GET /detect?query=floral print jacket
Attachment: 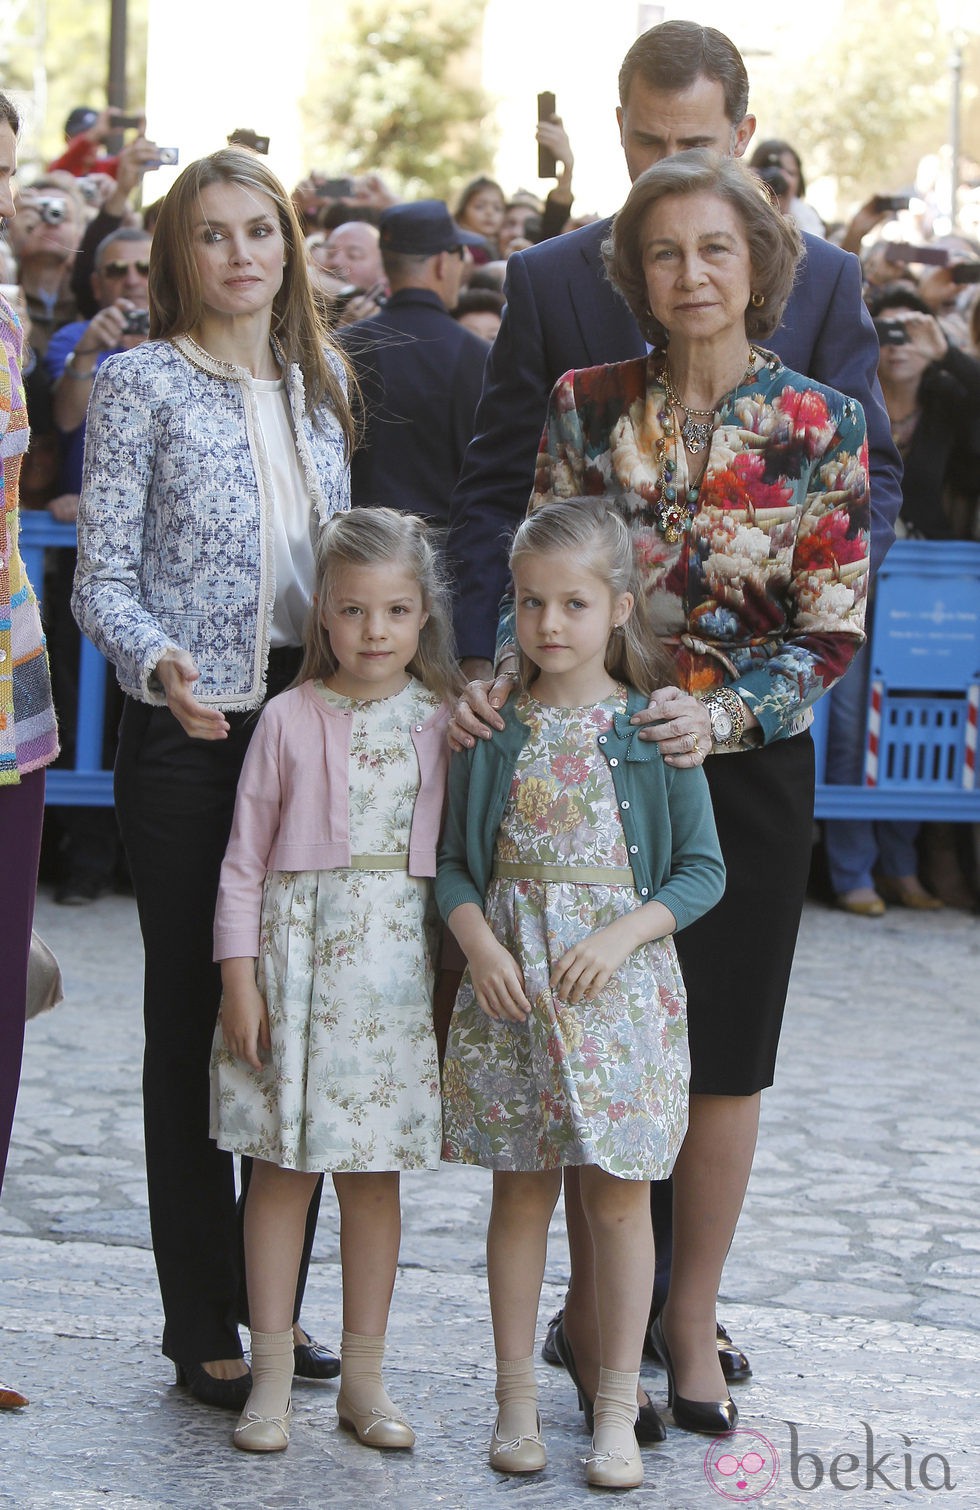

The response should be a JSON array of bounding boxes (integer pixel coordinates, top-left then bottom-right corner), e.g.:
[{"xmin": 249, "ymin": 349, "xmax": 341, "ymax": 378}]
[{"xmin": 528, "ymin": 353, "xmax": 870, "ymax": 745}]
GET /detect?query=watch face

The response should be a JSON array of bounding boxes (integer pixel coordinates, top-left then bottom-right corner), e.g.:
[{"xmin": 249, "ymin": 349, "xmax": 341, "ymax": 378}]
[{"xmin": 712, "ymin": 706, "xmax": 734, "ymax": 742}]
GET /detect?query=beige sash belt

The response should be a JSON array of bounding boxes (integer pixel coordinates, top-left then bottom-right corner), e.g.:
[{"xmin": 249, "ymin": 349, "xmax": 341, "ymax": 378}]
[
  {"xmin": 491, "ymin": 860, "xmax": 634, "ymax": 885},
  {"xmin": 348, "ymin": 854, "xmax": 410, "ymax": 870}
]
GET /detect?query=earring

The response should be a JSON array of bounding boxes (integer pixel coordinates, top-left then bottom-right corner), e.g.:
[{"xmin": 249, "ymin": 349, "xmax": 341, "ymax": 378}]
[{"xmin": 751, "ymin": 291, "xmax": 765, "ymax": 308}]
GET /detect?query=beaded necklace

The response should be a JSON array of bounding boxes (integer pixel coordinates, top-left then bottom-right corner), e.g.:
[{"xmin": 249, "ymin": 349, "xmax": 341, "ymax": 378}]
[{"xmin": 652, "ymin": 348, "xmax": 759, "ymax": 544}]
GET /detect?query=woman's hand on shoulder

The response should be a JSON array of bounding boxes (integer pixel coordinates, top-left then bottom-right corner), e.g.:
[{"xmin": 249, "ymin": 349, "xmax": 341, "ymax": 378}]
[
  {"xmin": 154, "ymin": 649, "xmax": 231, "ymax": 741},
  {"xmin": 447, "ymin": 666, "xmax": 517, "ymax": 752},
  {"xmin": 630, "ymin": 685, "xmax": 711, "ymax": 767}
]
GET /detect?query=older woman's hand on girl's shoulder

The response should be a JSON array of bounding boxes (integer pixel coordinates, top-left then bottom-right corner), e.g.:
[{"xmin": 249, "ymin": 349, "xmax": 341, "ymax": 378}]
[
  {"xmin": 218, "ymin": 966, "xmax": 271, "ymax": 1072},
  {"xmin": 447, "ymin": 671, "xmax": 516, "ymax": 751},
  {"xmin": 154, "ymin": 649, "xmax": 231, "ymax": 741},
  {"xmin": 631, "ymin": 685, "xmax": 712, "ymax": 767}
]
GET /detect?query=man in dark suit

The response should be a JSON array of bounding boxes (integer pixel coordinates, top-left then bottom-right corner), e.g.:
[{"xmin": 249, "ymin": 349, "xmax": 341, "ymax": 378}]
[
  {"xmin": 446, "ymin": 21, "xmax": 901, "ymax": 677},
  {"xmin": 340, "ymin": 200, "xmax": 490, "ymax": 528},
  {"xmin": 444, "ymin": 19, "xmax": 902, "ymax": 1409}
]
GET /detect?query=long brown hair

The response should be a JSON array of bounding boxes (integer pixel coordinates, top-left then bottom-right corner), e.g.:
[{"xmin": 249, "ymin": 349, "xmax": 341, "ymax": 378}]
[
  {"xmin": 295, "ymin": 508, "xmax": 462, "ymax": 703},
  {"xmin": 148, "ymin": 148, "xmax": 355, "ymax": 453},
  {"xmin": 510, "ymin": 498, "xmax": 677, "ymax": 697}
]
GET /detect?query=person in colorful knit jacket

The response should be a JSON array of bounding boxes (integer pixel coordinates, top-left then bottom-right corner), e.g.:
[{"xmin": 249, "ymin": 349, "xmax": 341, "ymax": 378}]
[{"xmin": 0, "ymin": 90, "xmax": 60, "ymax": 1412}]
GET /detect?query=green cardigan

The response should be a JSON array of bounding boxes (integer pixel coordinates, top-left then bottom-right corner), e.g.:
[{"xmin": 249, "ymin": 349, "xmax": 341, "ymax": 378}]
[{"xmin": 435, "ymin": 686, "xmax": 725, "ymax": 934}]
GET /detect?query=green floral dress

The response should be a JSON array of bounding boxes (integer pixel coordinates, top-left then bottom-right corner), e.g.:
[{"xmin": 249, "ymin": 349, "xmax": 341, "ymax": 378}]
[
  {"xmin": 441, "ymin": 691, "xmax": 689, "ymax": 1181},
  {"xmin": 210, "ymin": 679, "xmax": 443, "ymax": 1173}
]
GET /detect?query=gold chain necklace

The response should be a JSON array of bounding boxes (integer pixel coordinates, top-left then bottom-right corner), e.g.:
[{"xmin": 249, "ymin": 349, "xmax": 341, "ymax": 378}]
[
  {"xmin": 653, "ymin": 348, "xmax": 760, "ymax": 544},
  {"xmin": 662, "ymin": 348, "xmax": 759, "ymax": 454}
]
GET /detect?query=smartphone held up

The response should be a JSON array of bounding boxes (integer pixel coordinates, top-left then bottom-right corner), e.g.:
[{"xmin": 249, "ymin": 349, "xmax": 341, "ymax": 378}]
[{"xmin": 537, "ymin": 91, "xmax": 557, "ymax": 178}]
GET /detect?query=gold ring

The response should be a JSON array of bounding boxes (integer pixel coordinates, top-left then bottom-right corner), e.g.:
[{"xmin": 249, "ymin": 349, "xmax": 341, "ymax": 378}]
[{"xmin": 691, "ymin": 734, "xmax": 701, "ymax": 756}]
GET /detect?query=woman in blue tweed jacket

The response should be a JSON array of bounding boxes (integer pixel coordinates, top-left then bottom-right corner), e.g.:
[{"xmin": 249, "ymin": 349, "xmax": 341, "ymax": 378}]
[
  {"xmin": 1, "ymin": 90, "xmax": 60, "ymax": 1414},
  {"xmin": 73, "ymin": 149, "xmax": 355, "ymax": 1410}
]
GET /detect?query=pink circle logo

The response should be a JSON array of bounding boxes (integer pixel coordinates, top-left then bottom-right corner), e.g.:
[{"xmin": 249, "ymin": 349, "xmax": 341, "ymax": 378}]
[{"xmin": 704, "ymin": 1430, "xmax": 780, "ymax": 1501}]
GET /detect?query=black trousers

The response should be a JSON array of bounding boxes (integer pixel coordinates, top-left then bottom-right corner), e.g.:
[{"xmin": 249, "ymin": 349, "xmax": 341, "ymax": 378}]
[{"xmin": 114, "ymin": 652, "xmax": 322, "ymax": 1363}]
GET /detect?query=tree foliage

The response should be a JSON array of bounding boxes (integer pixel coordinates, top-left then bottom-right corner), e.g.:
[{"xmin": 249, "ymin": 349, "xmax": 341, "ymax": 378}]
[
  {"xmin": 1, "ymin": 0, "xmax": 148, "ymax": 175},
  {"xmin": 308, "ymin": 0, "xmax": 496, "ymax": 202},
  {"xmin": 751, "ymin": 0, "xmax": 979, "ymax": 210}
]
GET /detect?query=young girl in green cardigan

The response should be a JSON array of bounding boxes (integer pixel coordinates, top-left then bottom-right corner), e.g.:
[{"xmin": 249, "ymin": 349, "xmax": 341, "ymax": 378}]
[{"xmin": 436, "ymin": 499, "xmax": 725, "ymax": 1491}]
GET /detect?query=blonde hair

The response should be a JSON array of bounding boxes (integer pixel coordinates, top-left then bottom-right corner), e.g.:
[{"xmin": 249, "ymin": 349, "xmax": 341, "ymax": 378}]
[
  {"xmin": 148, "ymin": 148, "xmax": 356, "ymax": 454},
  {"xmin": 295, "ymin": 508, "xmax": 462, "ymax": 703},
  {"xmin": 509, "ymin": 498, "xmax": 677, "ymax": 696}
]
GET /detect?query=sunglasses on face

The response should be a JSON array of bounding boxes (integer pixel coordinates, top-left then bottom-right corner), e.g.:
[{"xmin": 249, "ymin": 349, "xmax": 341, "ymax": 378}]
[{"xmin": 101, "ymin": 259, "xmax": 151, "ymax": 278}]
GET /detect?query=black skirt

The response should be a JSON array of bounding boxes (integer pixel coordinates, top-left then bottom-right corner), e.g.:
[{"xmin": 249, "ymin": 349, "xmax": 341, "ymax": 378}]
[{"xmin": 676, "ymin": 731, "xmax": 814, "ymax": 1096}]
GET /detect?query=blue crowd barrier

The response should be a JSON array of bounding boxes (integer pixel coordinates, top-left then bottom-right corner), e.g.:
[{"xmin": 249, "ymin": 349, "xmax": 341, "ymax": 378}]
[
  {"xmin": 813, "ymin": 539, "xmax": 980, "ymax": 820},
  {"xmin": 18, "ymin": 519, "xmax": 980, "ymax": 821},
  {"xmin": 18, "ymin": 512, "xmax": 114, "ymax": 807}
]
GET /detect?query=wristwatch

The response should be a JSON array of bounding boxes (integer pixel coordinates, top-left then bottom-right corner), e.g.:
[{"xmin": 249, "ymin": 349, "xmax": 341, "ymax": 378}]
[
  {"xmin": 62, "ymin": 348, "xmax": 98, "ymax": 380},
  {"xmin": 701, "ymin": 687, "xmax": 746, "ymax": 750}
]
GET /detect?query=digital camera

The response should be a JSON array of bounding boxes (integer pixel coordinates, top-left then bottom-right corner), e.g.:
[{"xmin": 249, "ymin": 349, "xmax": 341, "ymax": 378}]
[{"xmin": 36, "ymin": 196, "xmax": 68, "ymax": 225}]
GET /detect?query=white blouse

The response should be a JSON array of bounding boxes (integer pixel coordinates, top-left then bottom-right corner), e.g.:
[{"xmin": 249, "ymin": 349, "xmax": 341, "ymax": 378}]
[{"xmin": 254, "ymin": 377, "xmax": 317, "ymax": 648}]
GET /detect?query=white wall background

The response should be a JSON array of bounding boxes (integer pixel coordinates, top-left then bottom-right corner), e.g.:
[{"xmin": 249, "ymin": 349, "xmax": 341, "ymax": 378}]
[{"xmin": 142, "ymin": 0, "xmax": 313, "ymax": 202}]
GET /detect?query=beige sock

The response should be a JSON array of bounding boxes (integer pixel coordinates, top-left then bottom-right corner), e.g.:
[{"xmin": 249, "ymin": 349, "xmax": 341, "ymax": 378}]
[
  {"xmin": 244, "ymin": 1328, "xmax": 293, "ymax": 1420},
  {"xmin": 340, "ymin": 1329, "xmax": 404, "ymax": 1419},
  {"xmin": 494, "ymin": 1354, "xmax": 539, "ymax": 1441},
  {"xmin": 592, "ymin": 1366, "xmax": 639, "ymax": 1457}
]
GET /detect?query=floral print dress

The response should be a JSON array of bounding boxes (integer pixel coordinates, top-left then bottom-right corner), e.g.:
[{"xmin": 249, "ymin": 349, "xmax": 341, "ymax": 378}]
[
  {"xmin": 441, "ymin": 691, "xmax": 689, "ymax": 1181},
  {"xmin": 210, "ymin": 679, "xmax": 442, "ymax": 1173}
]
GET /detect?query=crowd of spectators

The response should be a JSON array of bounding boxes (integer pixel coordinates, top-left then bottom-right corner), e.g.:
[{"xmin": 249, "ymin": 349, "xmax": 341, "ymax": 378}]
[{"xmin": 1, "ymin": 101, "xmax": 979, "ymax": 910}]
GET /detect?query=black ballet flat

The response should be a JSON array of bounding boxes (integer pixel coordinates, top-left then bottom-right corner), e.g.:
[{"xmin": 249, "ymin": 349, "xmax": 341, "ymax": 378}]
[
  {"xmin": 552, "ymin": 1314, "xmax": 666, "ymax": 1444},
  {"xmin": 648, "ymin": 1316, "xmax": 738, "ymax": 1436},
  {"xmin": 293, "ymin": 1328, "xmax": 340, "ymax": 1380},
  {"xmin": 716, "ymin": 1321, "xmax": 752, "ymax": 1383},
  {"xmin": 175, "ymin": 1360, "xmax": 252, "ymax": 1412}
]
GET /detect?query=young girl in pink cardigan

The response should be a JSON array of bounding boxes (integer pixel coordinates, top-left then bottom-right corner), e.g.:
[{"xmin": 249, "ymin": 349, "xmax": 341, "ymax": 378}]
[{"xmin": 209, "ymin": 508, "xmax": 458, "ymax": 1455}]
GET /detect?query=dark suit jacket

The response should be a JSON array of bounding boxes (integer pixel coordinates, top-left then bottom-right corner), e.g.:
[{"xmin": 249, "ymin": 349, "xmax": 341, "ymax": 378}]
[
  {"xmin": 446, "ymin": 218, "xmax": 903, "ymax": 661},
  {"xmin": 340, "ymin": 287, "xmax": 489, "ymax": 527}
]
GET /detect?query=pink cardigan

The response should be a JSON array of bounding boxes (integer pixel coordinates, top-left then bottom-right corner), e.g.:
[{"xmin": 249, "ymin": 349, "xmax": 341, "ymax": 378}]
[{"xmin": 213, "ymin": 679, "xmax": 451, "ymax": 961}]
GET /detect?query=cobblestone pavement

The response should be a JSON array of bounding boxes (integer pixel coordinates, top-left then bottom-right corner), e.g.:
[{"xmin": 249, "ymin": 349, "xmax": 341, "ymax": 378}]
[{"xmin": 1, "ymin": 890, "xmax": 978, "ymax": 1509}]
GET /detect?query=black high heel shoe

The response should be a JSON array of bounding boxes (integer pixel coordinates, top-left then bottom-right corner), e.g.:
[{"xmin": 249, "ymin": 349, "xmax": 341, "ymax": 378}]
[
  {"xmin": 175, "ymin": 1360, "xmax": 252, "ymax": 1412},
  {"xmin": 648, "ymin": 1316, "xmax": 737, "ymax": 1436},
  {"xmin": 552, "ymin": 1315, "xmax": 666, "ymax": 1444}
]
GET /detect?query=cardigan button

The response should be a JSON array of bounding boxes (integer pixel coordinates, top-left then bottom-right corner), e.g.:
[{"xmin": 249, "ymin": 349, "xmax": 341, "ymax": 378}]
[
  {"xmin": 414, "ymin": 725, "xmax": 423, "ymax": 732},
  {"xmin": 629, "ymin": 845, "xmax": 638, "ymax": 854},
  {"xmin": 640, "ymin": 888, "xmax": 649, "ymax": 896},
  {"xmin": 620, "ymin": 800, "xmax": 630, "ymax": 809},
  {"xmin": 609, "ymin": 757, "xmax": 619, "ymax": 767},
  {"xmin": 597, "ymin": 735, "xmax": 607, "ymax": 744}
]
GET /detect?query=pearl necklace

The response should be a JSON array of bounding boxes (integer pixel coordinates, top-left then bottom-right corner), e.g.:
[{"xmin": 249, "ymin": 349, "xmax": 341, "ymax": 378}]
[{"xmin": 652, "ymin": 348, "xmax": 760, "ymax": 544}]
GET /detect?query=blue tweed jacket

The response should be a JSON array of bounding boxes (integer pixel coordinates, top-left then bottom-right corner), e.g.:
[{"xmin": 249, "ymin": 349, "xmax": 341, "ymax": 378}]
[{"xmin": 73, "ymin": 335, "xmax": 350, "ymax": 710}]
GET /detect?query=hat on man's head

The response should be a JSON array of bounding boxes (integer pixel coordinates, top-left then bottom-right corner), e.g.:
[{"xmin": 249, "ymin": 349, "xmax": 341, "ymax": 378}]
[
  {"xmin": 379, "ymin": 200, "xmax": 486, "ymax": 256},
  {"xmin": 65, "ymin": 107, "xmax": 99, "ymax": 139}
]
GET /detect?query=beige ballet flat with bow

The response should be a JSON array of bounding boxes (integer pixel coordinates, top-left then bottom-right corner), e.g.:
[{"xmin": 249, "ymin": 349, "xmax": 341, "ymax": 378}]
[
  {"xmin": 489, "ymin": 1412, "xmax": 547, "ymax": 1473},
  {"xmin": 337, "ymin": 1389, "xmax": 415, "ymax": 1449},
  {"xmin": 233, "ymin": 1399, "xmax": 292, "ymax": 1453}
]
